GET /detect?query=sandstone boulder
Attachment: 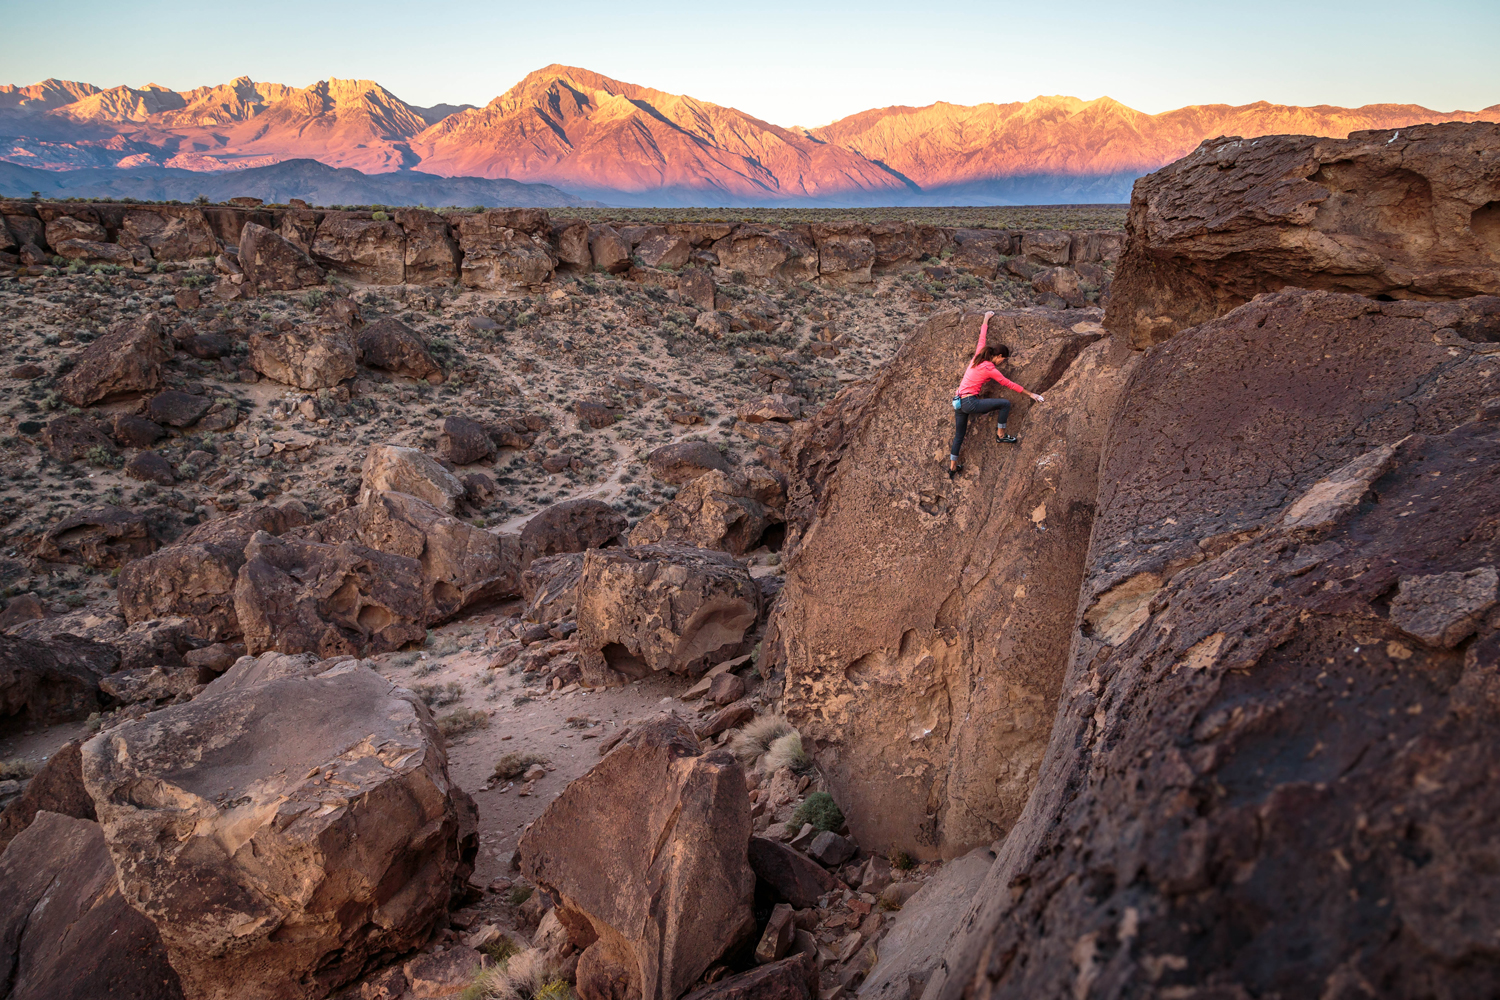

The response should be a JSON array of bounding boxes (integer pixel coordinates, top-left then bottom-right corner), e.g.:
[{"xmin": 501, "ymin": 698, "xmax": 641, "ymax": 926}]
[
  {"xmin": 575, "ymin": 545, "xmax": 761, "ymax": 687},
  {"xmin": 360, "ymin": 443, "xmax": 466, "ymax": 513},
  {"xmin": 233, "ymin": 530, "xmax": 427, "ymax": 656},
  {"xmin": 0, "ymin": 812, "xmax": 184, "ymax": 1000},
  {"xmin": 647, "ymin": 440, "xmax": 733, "ymax": 484},
  {"xmin": 437, "ymin": 415, "xmax": 495, "ymax": 465},
  {"xmin": 396, "ymin": 209, "xmax": 461, "ymax": 285},
  {"xmin": 0, "ymin": 633, "xmax": 118, "ymax": 724},
  {"xmin": 118, "ymin": 501, "xmax": 310, "ymax": 639},
  {"xmin": 357, "ymin": 317, "xmax": 444, "ymax": 382},
  {"xmin": 928, "ymin": 293, "xmax": 1500, "ymax": 1000},
  {"xmin": 456, "ymin": 210, "xmax": 556, "ymax": 289},
  {"xmin": 238, "ymin": 221, "xmax": 325, "ymax": 291},
  {"xmin": 310, "ymin": 214, "xmax": 405, "ymax": 284},
  {"xmin": 56, "ymin": 313, "xmax": 170, "ymax": 406},
  {"xmin": 520, "ymin": 497, "xmax": 628, "ymax": 567},
  {"xmin": 81, "ymin": 662, "xmax": 476, "ymax": 1000},
  {"xmin": 518, "ymin": 714, "xmax": 756, "ymax": 1000},
  {"xmin": 773, "ymin": 308, "xmax": 1120, "ymax": 858},
  {"xmin": 1106, "ymin": 121, "xmax": 1500, "ymax": 348},
  {"xmin": 628, "ymin": 468, "xmax": 785, "ymax": 556},
  {"xmin": 35, "ymin": 503, "xmax": 171, "ymax": 568},
  {"xmin": 249, "ymin": 320, "xmax": 357, "ymax": 389}
]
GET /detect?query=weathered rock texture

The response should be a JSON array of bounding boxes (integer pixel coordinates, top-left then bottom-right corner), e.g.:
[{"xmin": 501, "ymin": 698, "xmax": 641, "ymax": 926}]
[
  {"xmin": 0, "ymin": 633, "xmax": 118, "ymax": 724},
  {"xmin": 518, "ymin": 715, "xmax": 756, "ymax": 1000},
  {"xmin": 56, "ymin": 313, "xmax": 170, "ymax": 406},
  {"xmin": 0, "ymin": 811, "xmax": 184, "ymax": 1000},
  {"xmin": 0, "ymin": 739, "xmax": 94, "ymax": 852},
  {"xmin": 773, "ymin": 308, "xmax": 1123, "ymax": 858},
  {"xmin": 576, "ymin": 545, "xmax": 761, "ymax": 687},
  {"xmin": 1106, "ymin": 121, "xmax": 1500, "ymax": 348},
  {"xmin": 249, "ymin": 320, "xmax": 357, "ymax": 389},
  {"xmin": 360, "ymin": 443, "xmax": 465, "ymax": 513},
  {"xmin": 80, "ymin": 662, "xmax": 475, "ymax": 1000},
  {"xmin": 928, "ymin": 290, "xmax": 1500, "ymax": 1000},
  {"xmin": 238, "ymin": 221, "xmax": 325, "ymax": 291},
  {"xmin": 627, "ymin": 468, "xmax": 785, "ymax": 556}
]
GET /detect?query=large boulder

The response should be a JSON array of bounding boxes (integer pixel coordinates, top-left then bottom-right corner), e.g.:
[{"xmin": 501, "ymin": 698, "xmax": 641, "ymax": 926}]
[
  {"xmin": 927, "ymin": 292, "xmax": 1500, "ymax": 1000},
  {"xmin": 575, "ymin": 545, "xmax": 761, "ymax": 687},
  {"xmin": 249, "ymin": 319, "xmax": 357, "ymax": 389},
  {"xmin": 238, "ymin": 221, "xmax": 325, "ymax": 291},
  {"xmin": 518, "ymin": 715, "xmax": 757, "ymax": 1000},
  {"xmin": 590, "ymin": 224, "xmax": 632, "ymax": 273},
  {"xmin": 521, "ymin": 552, "xmax": 586, "ymax": 623},
  {"xmin": 773, "ymin": 308, "xmax": 1119, "ymax": 858},
  {"xmin": 310, "ymin": 214, "xmax": 405, "ymax": 284},
  {"xmin": 519, "ymin": 497, "xmax": 628, "ymax": 567},
  {"xmin": 647, "ymin": 440, "xmax": 733, "ymax": 484},
  {"xmin": 711, "ymin": 228, "xmax": 818, "ymax": 284},
  {"xmin": 456, "ymin": 210, "xmax": 556, "ymax": 289},
  {"xmin": 437, "ymin": 415, "xmax": 494, "ymax": 464},
  {"xmin": 81, "ymin": 661, "xmax": 476, "ymax": 1000},
  {"xmin": 812, "ymin": 222, "xmax": 876, "ymax": 285},
  {"xmin": 118, "ymin": 502, "xmax": 310, "ymax": 639},
  {"xmin": 360, "ymin": 443, "xmax": 466, "ymax": 513},
  {"xmin": 0, "ymin": 633, "xmax": 118, "ymax": 724},
  {"xmin": 551, "ymin": 217, "xmax": 592, "ymax": 270},
  {"xmin": 118, "ymin": 207, "xmax": 217, "ymax": 262},
  {"xmin": 233, "ymin": 531, "xmax": 427, "ymax": 656},
  {"xmin": 628, "ymin": 468, "xmax": 785, "ymax": 556},
  {"xmin": 56, "ymin": 313, "xmax": 171, "ymax": 406},
  {"xmin": 1105, "ymin": 121, "xmax": 1500, "ymax": 348},
  {"xmin": 396, "ymin": 208, "xmax": 460, "ymax": 285},
  {"xmin": 39, "ymin": 413, "xmax": 116, "ymax": 462},
  {"xmin": 323, "ymin": 490, "xmax": 522, "ymax": 624},
  {"xmin": 0, "ymin": 739, "xmax": 94, "ymax": 852},
  {"xmin": 35, "ymin": 503, "xmax": 172, "ymax": 568},
  {"xmin": 0, "ymin": 811, "xmax": 184, "ymax": 1000},
  {"xmin": 357, "ymin": 317, "xmax": 443, "ymax": 382}
]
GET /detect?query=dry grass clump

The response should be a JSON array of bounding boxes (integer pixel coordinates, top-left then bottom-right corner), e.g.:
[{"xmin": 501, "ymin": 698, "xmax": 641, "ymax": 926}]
[
  {"xmin": 0, "ymin": 758, "xmax": 36, "ymax": 781},
  {"xmin": 727, "ymin": 715, "xmax": 795, "ymax": 764},
  {"xmin": 493, "ymin": 751, "xmax": 550, "ymax": 781},
  {"xmin": 462, "ymin": 948, "xmax": 573, "ymax": 1000},
  {"xmin": 413, "ymin": 681, "xmax": 464, "ymax": 707},
  {"xmin": 764, "ymin": 732, "xmax": 815, "ymax": 775},
  {"xmin": 438, "ymin": 707, "xmax": 490, "ymax": 738}
]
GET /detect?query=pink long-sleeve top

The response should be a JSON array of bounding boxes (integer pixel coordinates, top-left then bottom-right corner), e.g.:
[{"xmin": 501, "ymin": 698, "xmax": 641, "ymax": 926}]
[{"xmin": 955, "ymin": 321, "xmax": 1026, "ymax": 398}]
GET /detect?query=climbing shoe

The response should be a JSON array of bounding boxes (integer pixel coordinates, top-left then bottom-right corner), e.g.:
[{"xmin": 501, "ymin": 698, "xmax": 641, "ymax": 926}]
[
  {"xmin": 947, "ymin": 462, "xmax": 964, "ymax": 479},
  {"xmin": 997, "ymin": 434, "xmax": 1019, "ymax": 445}
]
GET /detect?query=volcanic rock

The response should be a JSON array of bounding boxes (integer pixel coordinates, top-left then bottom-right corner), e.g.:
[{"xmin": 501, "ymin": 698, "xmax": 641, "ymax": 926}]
[
  {"xmin": 647, "ymin": 440, "xmax": 733, "ymax": 484},
  {"xmin": 249, "ymin": 320, "xmax": 357, "ymax": 389},
  {"xmin": 590, "ymin": 224, "xmax": 632, "ymax": 273},
  {"xmin": 112, "ymin": 411, "xmax": 165, "ymax": 447},
  {"xmin": 0, "ymin": 740, "xmax": 94, "ymax": 852},
  {"xmin": 437, "ymin": 415, "xmax": 495, "ymax": 464},
  {"xmin": 551, "ymin": 217, "xmax": 591, "ymax": 270},
  {"xmin": 35, "ymin": 503, "xmax": 170, "ymax": 568},
  {"xmin": 81, "ymin": 661, "xmax": 475, "ymax": 1000},
  {"xmin": 56, "ymin": 313, "xmax": 170, "ymax": 406},
  {"xmin": 310, "ymin": 214, "xmax": 405, "ymax": 284},
  {"xmin": 238, "ymin": 221, "xmax": 326, "ymax": 291},
  {"xmin": 0, "ymin": 632, "xmax": 118, "ymax": 724},
  {"xmin": 521, "ymin": 552, "xmax": 586, "ymax": 623},
  {"xmin": 712, "ymin": 228, "xmax": 818, "ymax": 284},
  {"xmin": 812, "ymin": 222, "xmax": 876, "ymax": 285},
  {"xmin": 518, "ymin": 714, "xmax": 756, "ymax": 1000},
  {"xmin": 575, "ymin": 544, "xmax": 760, "ymax": 687},
  {"xmin": 1106, "ymin": 121, "xmax": 1500, "ymax": 347},
  {"xmin": 635, "ymin": 232, "xmax": 690, "ymax": 270},
  {"xmin": 146, "ymin": 388, "xmax": 212, "ymax": 427},
  {"xmin": 519, "ymin": 497, "xmax": 628, "ymax": 567},
  {"xmin": 124, "ymin": 450, "xmax": 175, "ymax": 485},
  {"xmin": 357, "ymin": 316, "xmax": 444, "ymax": 382},
  {"xmin": 628, "ymin": 468, "xmax": 784, "ymax": 556},
  {"xmin": 360, "ymin": 442, "xmax": 466, "ymax": 513},
  {"xmin": 747, "ymin": 836, "xmax": 841, "ymax": 909},
  {"xmin": 118, "ymin": 207, "xmax": 217, "ymax": 261},
  {"xmin": 456, "ymin": 210, "xmax": 556, "ymax": 289},
  {"xmin": 40, "ymin": 413, "xmax": 116, "ymax": 462},
  {"xmin": 737, "ymin": 394, "xmax": 803, "ymax": 423},
  {"xmin": 396, "ymin": 208, "xmax": 461, "ymax": 285}
]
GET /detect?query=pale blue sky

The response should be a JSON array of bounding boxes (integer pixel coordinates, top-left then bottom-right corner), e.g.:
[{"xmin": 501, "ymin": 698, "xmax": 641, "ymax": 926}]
[{"xmin": 3, "ymin": 0, "xmax": 1496, "ymax": 126}]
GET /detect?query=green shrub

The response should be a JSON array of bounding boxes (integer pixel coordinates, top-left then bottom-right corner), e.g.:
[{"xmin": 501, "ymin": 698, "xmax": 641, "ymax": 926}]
[
  {"xmin": 764, "ymin": 731, "xmax": 814, "ymax": 775},
  {"xmin": 889, "ymin": 849, "xmax": 915, "ymax": 871},
  {"xmin": 792, "ymin": 791, "xmax": 843, "ymax": 832},
  {"xmin": 372, "ymin": 210, "xmax": 390, "ymax": 221}
]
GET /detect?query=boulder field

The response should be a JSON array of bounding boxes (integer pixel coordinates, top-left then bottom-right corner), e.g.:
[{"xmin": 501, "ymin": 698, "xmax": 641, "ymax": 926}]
[{"xmin": 2, "ymin": 121, "xmax": 1499, "ymax": 1000}]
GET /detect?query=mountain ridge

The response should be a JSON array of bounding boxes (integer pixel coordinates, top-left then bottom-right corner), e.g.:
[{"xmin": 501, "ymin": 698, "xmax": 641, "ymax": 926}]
[{"xmin": 2, "ymin": 66, "xmax": 1494, "ymax": 205}]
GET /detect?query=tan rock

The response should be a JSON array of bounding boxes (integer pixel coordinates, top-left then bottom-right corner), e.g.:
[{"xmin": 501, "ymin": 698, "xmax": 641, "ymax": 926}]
[
  {"xmin": 457, "ymin": 211, "xmax": 556, "ymax": 289},
  {"xmin": 628, "ymin": 469, "xmax": 784, "ymax": 556},
  {"xmin": 590, "ymin": 224, "xmax": 631, "ymax": 273},
  {"xmin": 647, "ymin": 440, "xmax": 733, "ymax": 484},
  {"xmin": 635, "ymin": 232, "xmax": 691, "ymax": 269},
  {"xmin": 711, "ymin": 228, "xmax": 818, "ymax": 284},
  {"xmin": 360, "ymin": 443, "xmax": 466, "ymax": 513},
  {"xmin": 118, "ymin": 207, "xmax": 217, "ymax": 261},
  {"xmin": 311, "ymin": 214, "xmax": 406, "ymax": 284},
  {"xmin": 738, "ymin": 394, "xmax": 803, "ymax": 423},
  {"xmin": 519, "ymin": 497, "xmax": 628, "ymax": 566},
  {"xmin": 812, "ymin": 223, "xmax": 875, "ymax": 285},
  {"xmin": 396, "ymin": 209, "xmax": 461, "ymax": 285},
  {"xmin": 56, "ymin": 313, "xmax": 171, "ymax": 406},
  {"xmin": 249, "ymin": 319, "xmax": 357, "ymax": 389},
  {"xmin": 238, "ymin": 221, "xmax": 325, "ymax": 291}
]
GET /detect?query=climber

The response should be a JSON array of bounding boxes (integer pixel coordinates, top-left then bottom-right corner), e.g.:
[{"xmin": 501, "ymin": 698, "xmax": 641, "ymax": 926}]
[{"xmin": 948, "ymin": 310, "xmax": 1045, "ymax": 477}]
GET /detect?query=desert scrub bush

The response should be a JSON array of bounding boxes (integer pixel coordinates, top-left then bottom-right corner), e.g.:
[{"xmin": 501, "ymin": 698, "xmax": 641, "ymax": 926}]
[
  {"xmin": 0, "ymin": 757, "xmax": 36, "ymax": 780},
  {"xmin": 792, "ymin": 791, "xmax": 844, "ymax": 832},
  {"xmin": 86, "ymin": 444, "xmax": 122, "ymax": 469},
  {"xmin": 463, "ymin": 950, "xmax": 573, "ymax": 1000},
  {"xmin": 302, "ymin": 290, "xmax": 326, "ymax": 309},
  {"xmin": 372, "ymin": 210, "xmax": 390, "ymax": 221},
  {"xmin": 481, "ymin": 936, "xmax": 522, "ymax": 966},
  {"xmin": 764, "ymin": 731, "xmax": 814, "ymax": 775},
  {"xmin": 889, "ymin": 848, "xmax": 915, "ymax": 871},
  {"xmin": 412, "ymin": 680, "xmax": 463, "ymax": 707},
  {"xmin": 507, "ymin": 884, "xmax": 534, "ymax": 907},
  {"xmin": 727, "ymin": 715, "xmax": 794, "ymax": 764},
  {"xmin": 493, "ymin": 751, "xmax": 549, "ymax": 781},
  {"xmin": 438, "ymin": 707, "xmax": 489, "ymax": 738}
]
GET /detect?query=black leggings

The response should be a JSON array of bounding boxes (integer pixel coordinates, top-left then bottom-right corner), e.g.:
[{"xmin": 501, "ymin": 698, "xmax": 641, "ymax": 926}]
[{"xmin": 950, "ymin": 396, "xmax": 1011, "ymax": 460}]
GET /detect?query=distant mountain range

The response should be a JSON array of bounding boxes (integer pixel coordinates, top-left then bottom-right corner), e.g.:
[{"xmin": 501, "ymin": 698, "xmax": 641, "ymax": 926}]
[{"xmin": 2, "ymin": 67, "xmax": 1494, "ymax": 206}]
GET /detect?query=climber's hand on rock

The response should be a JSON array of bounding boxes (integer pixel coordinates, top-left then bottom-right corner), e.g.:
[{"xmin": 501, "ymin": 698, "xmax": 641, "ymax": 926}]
[
  {"xmin": 1031, "ymin": 393, "xmax": 1045, "ymax": 403},
  {"xmin": 983, "ymin": 311, "xmax": 995, "ymax": 319}
]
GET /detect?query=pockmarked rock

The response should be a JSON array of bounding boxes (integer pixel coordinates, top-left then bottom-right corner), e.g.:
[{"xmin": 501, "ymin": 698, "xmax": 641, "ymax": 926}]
[
  {"xmin": 628, "ymin": 468, "xmax": 785, "ymax": 556},
  {"xmin": 238, "ymin": 221, "xmax": 326, "ymax": 291},
  {"xmin": 57, "ymin": 313, "xmax": 171, "ymax": 406},
  {"xmin": 360, "ymin": 443, "xmax": 466, "ymax": 513}
]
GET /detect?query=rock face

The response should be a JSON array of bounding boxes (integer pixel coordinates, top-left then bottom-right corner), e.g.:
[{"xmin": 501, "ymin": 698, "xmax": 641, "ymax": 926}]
[
  {"xmin": 81, "ymin": 661, "xmax": 475, "ymax": 1000},
  {"xmin": 0, "ymin": 739, "xmax": 94, "ymax": 852},
  {"xmin": 357, "ymin": 317, "xmax": 443, "ymax": 382},
  {"xmin": 772, "ymin": 308, "xmax": 1121, "ymax": 858},
  {"xmin": 238, "ymin": 221, "xmax": 326, "ymax": 291},
  {"xmin": 249, "ymin": 320, "xmax": 357, "ymax": 389},
  {"xmin": 40, "ymin": 413, "xmax": 116, "ymax": 462},
  {"xmin": 119, "ymin": 207, "xmax": 217, "ymax": 261},
  {"xmin": 575, "ymin": 545, "xmax": 761, "ymax": 687},
  {"xmin": 437, "ymin": 415, "xmax": 494, "ymax": 465},
  {"xmin": 647, "ymin": 440, "xmax": 733, "ymax": 484},
  {"xmin": 628, "ymin": 468, "xmax": 785, "ymax": 556},
  {"xmin": 310, "ymin": 214, "xmax": 405, "ymax": 284},
  {"xmin": 519, "ymin": 497, "xmax": 628, "ymax": 567},
  {"xmin": 233, "ymin": 531, "xmax": 428, "ymax": 656},
  {"xmin": 0, "ymin": 633, "xmax": 118, "ymax": 724},
  {"xmin": 36, "ymin": 503, "xmax": 171, "ymax": 568},
  {"xmin": 396, "ymin": 209, "xmax": 461, "ymax": 285},
  {"xmin": 118, "ymin": 502, "xmax": 310, "ymax": 639},
  {"xmin": 56, "ymin": 313, "xmax": 170, "ymax": 406},
  {"xmin": 361, "ymin": 443, "xmax": 466, "ymax": 513},
  {"xmin": 0, "ymin": 811, "xmax": 184, "ymax": 1000},
  {"xmin": 1105, "ymin": 121, "xmax": 1500, "ymax": 348},
  {"xmin": 456, "ymin": 210, "xmax": 556, "ymax": 289},
  {"xmin": 928, "ymin": 291, "xmax": 1500, "ymax": 1000},
  {"xmin": 518, "ymin": 715, "xmax": 756, "ymax": 1000}
]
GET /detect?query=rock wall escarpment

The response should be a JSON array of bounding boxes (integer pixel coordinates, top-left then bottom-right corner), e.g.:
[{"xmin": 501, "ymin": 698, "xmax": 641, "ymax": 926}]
[
  {"xmin": 926, "ymin": 290, "xmax": 1500, "ymax": 999},
  {"xmin": 772, "ymin": 307, "xmax": 1135, "ymax": 859},
  {"xmin": 1105, "ymin": 121, "xmax": 1500, "ymax": 348}
]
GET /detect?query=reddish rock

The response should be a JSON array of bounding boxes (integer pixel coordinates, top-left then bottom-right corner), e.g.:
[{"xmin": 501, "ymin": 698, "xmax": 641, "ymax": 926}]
[
  {"xmin": 146, "ymin": 388, "xmax": 212, "ymax": 427},
  {"xmin": 249, "ymin": 320, "xmax": 357, "ymax": 389},
  {"xmin": 576, "ymin": 400, "xmax": 618, "ymax": 429},
  {"xmin": 628, "ymin": 469, "xmax": 784, "ymax": 556},
  {"xmin": 124, "ymin": 450, "xmax": 175, "ymax": 485},
  {"xmin": 357, "ymin": 316, "xmax": 444, "ymax": 382},
  {"xmin": 590, "ymin": 224, "xmax": 632, "ymax": 273},
  {"xmin": 437, "ymin": 415, "xmax": 495, "ymax": 465},
  {"xmin": 647, "ymin": 440, "xmax": 733, "ymax": 484},
  {"xmin": 456, "ymin": 210, "xmax": 556, "ymax": 289},
  {"xmin": 238, "ymin": 221, "xmax": 325, "ymax": 291},
  {"xmin": 0, "ymin": 633, "xmax": 118, "ymax": 724},
  {"xmin": 40, "ymin": 413, "xmax": 116, "ymax": 462},
  {"xmin": 310, "ymin": 214, "xmax": 405, "ymax": 284},
  {"xmin": 396, "ymin": 208, "xmax": 461, "ymax": 285},
  {"xmin": 36, "ymin": 504, "xmax": 169, "ymax": 568},
  {"xmin": 56, "ymin": 313, "xmax": 170, "ymax": 406},
  {"xmin": 118, "ymin": 207, "xmax": 217, "ymax": 261},
  {"xmin": 747, "ymin": 836, "xmax": 841, "ymax": 909},
  {"xmin": 0, "ymin": 739, "xmax": 94, "ymax": 852},
  {"xmin": 635, "ymin": 232, "xmax": 691, "ymax": 270},
  {"xmin": 551, "ymin": 217, "xmax": 592, "ymax": 270},
  {"xmin": 812, "ymin": 222, "xmax": 876, "ymax": 285},
  {"xmin": 519, "ymin": 497, "xmax": 628, "ymax": 566}
]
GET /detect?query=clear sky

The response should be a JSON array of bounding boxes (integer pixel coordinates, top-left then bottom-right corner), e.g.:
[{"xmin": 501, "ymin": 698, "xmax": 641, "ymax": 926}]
[{"xmin": 3, "ymin": 0, "xmax": 1496, "ymax": 126}]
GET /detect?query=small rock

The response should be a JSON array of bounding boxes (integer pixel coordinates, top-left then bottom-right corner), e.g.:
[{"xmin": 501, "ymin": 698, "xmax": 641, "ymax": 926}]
[
  {"xmin": 1389, "ymin": 566, "xmax": 1498, "ymax": 648},
  {"xmin": 708, "ymin": 672, "xmax": 746, "ymax": 706},
  {"xmin": 787, "ymin": 823, "xmax": 817, "ymax": 850},
  {"xmin": 696, "ymin": 701, "xmax": 755, "ymax": 739},
  {"xmin": 878, "ymin": 881, "xmax": 921, "ymax": 909},
  {"xmin": 403, "ymin": 946, "xmax": 483, "ymax": 999},
  {"xmin": 523, "ymin": 764, "xmax": 547, "ymax": 781},
  {"xmin": 112, "ymin": 412, "xmax": 164, "ymax": 448},
  {"xmin": 755, "ymin": 903, "xmax": 796, "ymax": 964},
  {"xmin": 124, "ymin": 451, "xmax": 175, "ymax": 485},
  {"xmin": 147, "ymin": 389, "xmax": 212, "ymax": 427},
  {"xmin": 808, "ymin": 831, "xmax": 856, "ymax": 867}
]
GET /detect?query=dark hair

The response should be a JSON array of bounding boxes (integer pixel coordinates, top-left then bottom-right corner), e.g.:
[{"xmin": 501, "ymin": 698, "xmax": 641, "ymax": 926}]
[{"xmin": 975, "ymin": 342, "xmax": 1012, "ymax": 365}]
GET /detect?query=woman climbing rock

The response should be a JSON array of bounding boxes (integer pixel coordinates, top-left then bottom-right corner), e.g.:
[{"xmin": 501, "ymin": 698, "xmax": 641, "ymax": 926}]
[{"xmin": 948, "ymin": 310, "xmax": 1045, "ymax": 477}]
